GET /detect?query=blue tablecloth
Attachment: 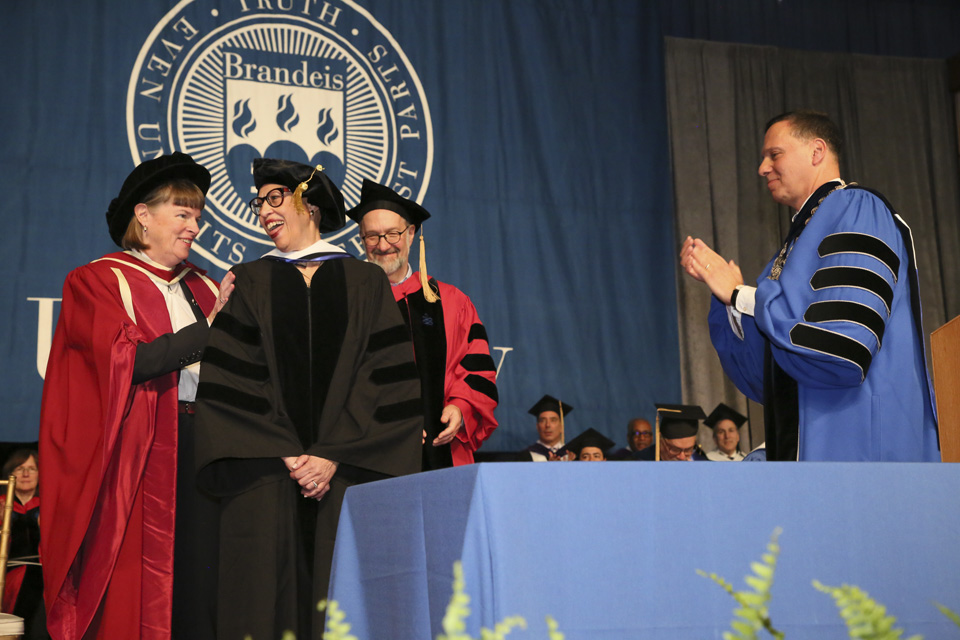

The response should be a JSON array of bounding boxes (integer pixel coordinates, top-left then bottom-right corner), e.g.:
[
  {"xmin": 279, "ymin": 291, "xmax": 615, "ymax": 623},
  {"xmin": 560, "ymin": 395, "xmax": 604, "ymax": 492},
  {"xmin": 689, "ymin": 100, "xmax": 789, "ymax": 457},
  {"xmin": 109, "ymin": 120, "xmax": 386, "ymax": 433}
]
[{"xmin": 328, "ymin": 462, "xmax": 960, "ymax": 639}]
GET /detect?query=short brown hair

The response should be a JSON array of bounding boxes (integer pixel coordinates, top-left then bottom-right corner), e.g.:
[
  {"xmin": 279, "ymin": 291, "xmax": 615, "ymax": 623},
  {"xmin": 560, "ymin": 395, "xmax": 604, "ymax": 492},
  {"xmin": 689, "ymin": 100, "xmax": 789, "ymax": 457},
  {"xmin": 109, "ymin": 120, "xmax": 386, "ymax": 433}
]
[
  {"xmin": 121, "ymin": 179, "xmax": 205, "ymax": 251},
  {"xmin": 765, "ymin": 110, "xmax": 843, "ymax": 158},
  {"xmin": 3, "ymin": 448, "xmax": 38, "ymax": 479}
]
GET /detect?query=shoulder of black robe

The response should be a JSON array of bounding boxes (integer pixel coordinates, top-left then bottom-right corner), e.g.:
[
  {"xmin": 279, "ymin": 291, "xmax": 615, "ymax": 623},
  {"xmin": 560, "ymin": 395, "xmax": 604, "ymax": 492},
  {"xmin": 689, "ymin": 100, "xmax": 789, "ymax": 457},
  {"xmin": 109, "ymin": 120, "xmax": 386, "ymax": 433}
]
[{"xmin": 634, "ymin": 445, "xmax": 655, "ymax": 461}]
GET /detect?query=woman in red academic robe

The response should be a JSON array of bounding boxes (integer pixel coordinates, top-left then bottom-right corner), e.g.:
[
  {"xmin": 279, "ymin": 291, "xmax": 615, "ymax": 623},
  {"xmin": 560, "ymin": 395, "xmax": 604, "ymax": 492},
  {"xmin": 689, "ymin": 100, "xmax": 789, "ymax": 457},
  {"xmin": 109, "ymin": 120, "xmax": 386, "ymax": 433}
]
[
  {"xmin": 0, "ymin": 449, "xmax": 45, "ymax": 638},
  {"xmin": 38, "ymin": 153, "xmax": 235, "ymax": 640}
]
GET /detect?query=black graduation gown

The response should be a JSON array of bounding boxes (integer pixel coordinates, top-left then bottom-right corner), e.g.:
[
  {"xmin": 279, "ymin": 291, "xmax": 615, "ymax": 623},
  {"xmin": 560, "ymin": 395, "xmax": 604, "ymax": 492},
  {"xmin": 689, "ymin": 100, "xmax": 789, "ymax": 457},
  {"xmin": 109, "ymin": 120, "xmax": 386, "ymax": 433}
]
[{"xmin": 195, "ymin": 256, "xmax": 422, "ymax": 640}]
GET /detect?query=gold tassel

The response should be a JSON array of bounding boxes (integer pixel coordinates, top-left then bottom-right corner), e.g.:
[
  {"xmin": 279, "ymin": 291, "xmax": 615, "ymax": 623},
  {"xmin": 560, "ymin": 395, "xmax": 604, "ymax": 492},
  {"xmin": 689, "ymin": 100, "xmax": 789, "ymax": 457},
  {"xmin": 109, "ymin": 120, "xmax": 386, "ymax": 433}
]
[
  {"xmin": 293, "ymin": 164, "xmax": 324, "ymax": 217},
  {"xmin": 559, "ymin": 400, "xmax": 566, "ymax": 453},
  {"xmin": 419, "ymin": 228, "xmax": 439, "ymax": 302},
  {"xmin": 654, "ymin": 412, "xmax": 660, "ymax": 461},
  {"xmin": 655, "ymin": 407, "xmax": 680, "ymax": 461}
]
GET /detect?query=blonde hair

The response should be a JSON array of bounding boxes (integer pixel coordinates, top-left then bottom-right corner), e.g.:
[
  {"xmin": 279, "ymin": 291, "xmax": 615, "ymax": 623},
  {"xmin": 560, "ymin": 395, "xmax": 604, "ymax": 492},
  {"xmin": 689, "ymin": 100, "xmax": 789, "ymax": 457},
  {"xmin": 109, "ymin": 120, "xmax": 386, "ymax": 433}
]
[{"xmin": 121, "ymin": 179, "xmax": 205, "ymax": 251}]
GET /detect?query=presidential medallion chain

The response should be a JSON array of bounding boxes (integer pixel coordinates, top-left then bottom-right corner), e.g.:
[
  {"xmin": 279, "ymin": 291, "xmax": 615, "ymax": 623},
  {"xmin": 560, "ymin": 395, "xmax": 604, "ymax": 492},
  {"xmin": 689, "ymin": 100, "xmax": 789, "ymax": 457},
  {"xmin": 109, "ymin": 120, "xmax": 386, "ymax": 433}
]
[{"xmin": 768, "ymin": 181, "xmax": 854, "ymax": 280}]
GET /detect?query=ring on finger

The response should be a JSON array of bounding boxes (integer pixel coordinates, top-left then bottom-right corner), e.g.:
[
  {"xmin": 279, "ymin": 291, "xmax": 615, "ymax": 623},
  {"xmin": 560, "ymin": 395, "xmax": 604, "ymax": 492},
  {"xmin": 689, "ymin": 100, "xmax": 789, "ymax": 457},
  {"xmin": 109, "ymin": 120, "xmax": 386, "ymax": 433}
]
[{"xmin": 312, "ymin": 480, "xmax": 319, "ymax": 489}]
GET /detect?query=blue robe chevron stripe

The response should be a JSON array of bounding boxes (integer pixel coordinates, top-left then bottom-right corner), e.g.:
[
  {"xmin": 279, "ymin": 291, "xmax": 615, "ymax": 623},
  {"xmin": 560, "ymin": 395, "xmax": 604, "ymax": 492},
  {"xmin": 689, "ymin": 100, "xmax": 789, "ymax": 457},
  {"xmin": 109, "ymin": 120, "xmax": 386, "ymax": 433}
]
[{"xmin": 709, "ymin": 181, "xmax": 939, "ymax": 461}]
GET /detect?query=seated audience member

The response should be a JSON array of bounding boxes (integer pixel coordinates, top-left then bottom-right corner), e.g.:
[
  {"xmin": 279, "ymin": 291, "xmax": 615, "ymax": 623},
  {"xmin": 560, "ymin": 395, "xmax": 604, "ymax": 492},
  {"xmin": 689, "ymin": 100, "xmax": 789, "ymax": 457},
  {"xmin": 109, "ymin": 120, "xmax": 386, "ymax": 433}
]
[
  {"xmin": 1, "ymin": 448, "xmax": 47, "ymax": 638},
  {"xmin": 636, "ymin": 404, "xmax": 709, "ymax": 461},
  {"xmin": 608, "ymin": 418, "xmax": 654, "ymax": 460},
  {"xmin": 523, "ymin": 395, "xmax": 575, "ymax": 461},
  {"xmin": 566, "ymin": 428, "xmax": 615, "ymax": 461},
  {"xmin": 704, "ymin": 403, "xmax": 748, "ymax": 461}
]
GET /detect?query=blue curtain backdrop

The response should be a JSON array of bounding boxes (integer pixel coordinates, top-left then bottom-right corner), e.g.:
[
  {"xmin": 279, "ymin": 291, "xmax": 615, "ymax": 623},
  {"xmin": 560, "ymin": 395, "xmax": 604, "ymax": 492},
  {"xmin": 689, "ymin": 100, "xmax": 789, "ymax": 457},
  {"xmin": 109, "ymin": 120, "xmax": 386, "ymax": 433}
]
[{"xmin": 2, "ymin": 0, "xmax": 958, "ymax": 447}]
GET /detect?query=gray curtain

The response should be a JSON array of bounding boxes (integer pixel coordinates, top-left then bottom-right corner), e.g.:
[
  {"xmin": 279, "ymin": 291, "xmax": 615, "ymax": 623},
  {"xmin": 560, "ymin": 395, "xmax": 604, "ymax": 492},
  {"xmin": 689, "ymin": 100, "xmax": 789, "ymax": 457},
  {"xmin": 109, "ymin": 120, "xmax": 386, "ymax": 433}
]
[{"xmin": 665, "ymin": 37, "xmax": 960, "ymax": 451}]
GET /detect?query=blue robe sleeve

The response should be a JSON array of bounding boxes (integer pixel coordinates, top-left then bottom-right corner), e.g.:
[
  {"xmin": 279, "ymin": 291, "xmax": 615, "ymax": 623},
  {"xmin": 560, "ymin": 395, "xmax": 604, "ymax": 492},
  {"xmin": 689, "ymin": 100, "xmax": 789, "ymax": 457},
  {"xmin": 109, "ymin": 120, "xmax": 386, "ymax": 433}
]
[
  {"xmin": 753, "ymin": 189, "xmax": 905, "ymax": 390},
  {"xmin": 708, "ymin": 296, "xmax": 765, "ymax": 403}
]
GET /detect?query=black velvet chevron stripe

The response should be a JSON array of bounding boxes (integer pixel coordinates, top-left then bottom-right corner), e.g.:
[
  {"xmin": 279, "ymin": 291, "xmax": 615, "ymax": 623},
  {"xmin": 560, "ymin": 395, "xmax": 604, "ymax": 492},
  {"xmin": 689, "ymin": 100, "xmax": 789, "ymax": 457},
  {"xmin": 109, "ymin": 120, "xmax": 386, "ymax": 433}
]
[
  {"xmin": 196, "ymin": 381, "xmax": 271, "ymax": 415},
  {"xmin": 789, "ymin": 324, "xmax": 872, "ymax": 379},
  {"xmin": 212, "ymin": 313, "xmax": 261, "ymax": 346},
  {"xmin": 804, "ymin": 301, "xmax": 886, "ymax": 345},
  {"xmin": 203, "ymin": 347, "xmax": 270, "ymax": 382},
  {"xmin": 367, "ymin": 324, "xmax": 410, "ymax": 353},
  {"xmin": 466, "ymin": 374, "xmax": 499, "ymax": 402},
  {"xmin": 374, "ymin": 398, "xmax": 423, "ymax": 423},
  {"xmin": 370, "ymin": 361, "xmax": 420, "ymax": 386},
  {"xmin": 467, "ymin": 323, "xmax": 489, "ymax": 343},
  {"xmin": 461, "ymin": 353, "xmax": 496, "ymax": 372},
  {"xmin": 810, "ymin": 266, "xmax": 893, "ymax": 313},
  {"xmin": 818, "ymin": 232, "xmax": 900, "ymax": 281}
]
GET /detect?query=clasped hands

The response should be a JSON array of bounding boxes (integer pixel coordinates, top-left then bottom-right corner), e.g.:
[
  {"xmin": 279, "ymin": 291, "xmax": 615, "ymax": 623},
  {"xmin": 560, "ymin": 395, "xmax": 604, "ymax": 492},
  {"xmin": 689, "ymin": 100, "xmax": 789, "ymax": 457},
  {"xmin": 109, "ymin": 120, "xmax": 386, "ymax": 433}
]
[
  {"xmin": 679, "ymin": 236, "xmax": 744, "ymax": 305},
  {"xmin": 282, "ymin": 454, "xmax": 338, "ymax": 501}
]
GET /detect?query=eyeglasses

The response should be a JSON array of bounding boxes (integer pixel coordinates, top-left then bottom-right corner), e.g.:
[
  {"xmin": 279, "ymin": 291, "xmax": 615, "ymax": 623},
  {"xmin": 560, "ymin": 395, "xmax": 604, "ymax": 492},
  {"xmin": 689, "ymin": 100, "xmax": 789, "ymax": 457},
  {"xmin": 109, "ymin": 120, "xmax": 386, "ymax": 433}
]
[
  {"xmin": 249, "ymin": 187, "xmax": 293, "ymax": 216},
  {"xmin": 660, "ymin": 439, "xmax": 695, "ymax": 457},
  {"xmin": 631, "ymin": 431, "xmax": 653, "ymax": 437},
  {"xmin": 13, "ymin": 465, "xmax": 37, "ymax": 475},
  {"xmin": 361, "ymin": 225, "xmax": 413, "ymax": 247}
]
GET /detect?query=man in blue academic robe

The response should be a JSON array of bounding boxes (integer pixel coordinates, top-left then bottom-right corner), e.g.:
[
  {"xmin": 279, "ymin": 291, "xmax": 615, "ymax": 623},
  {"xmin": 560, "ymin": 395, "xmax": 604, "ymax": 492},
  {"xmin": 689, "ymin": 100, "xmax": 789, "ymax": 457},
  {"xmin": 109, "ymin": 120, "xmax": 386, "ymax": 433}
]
[{"xmin": 680, "ymin": 110, "xmax": 939, "ymax": 462}]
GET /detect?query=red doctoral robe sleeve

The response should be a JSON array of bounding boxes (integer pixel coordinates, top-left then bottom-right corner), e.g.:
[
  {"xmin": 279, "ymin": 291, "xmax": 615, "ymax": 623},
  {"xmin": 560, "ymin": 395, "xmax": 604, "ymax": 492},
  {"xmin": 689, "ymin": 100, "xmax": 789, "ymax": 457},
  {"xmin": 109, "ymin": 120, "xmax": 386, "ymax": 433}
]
[{"xmin": 393, "ymin": 274, "xmax": 499, "ymax": 465}]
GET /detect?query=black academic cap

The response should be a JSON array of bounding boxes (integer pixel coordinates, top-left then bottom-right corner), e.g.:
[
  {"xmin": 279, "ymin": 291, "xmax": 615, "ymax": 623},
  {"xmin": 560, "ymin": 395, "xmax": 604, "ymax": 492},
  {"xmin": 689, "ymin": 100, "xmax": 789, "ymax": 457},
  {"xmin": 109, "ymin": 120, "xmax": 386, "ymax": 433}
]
[
  {"xmin": 565, "ymin": 428, "xmax": 615, "ymax": 457},
  {"xmin": 655, "ymin": 403, "xmax": 706, "ymax": 439},
  {"xmin": 105, "ymin": 152, "xmax": 210, "ymax": 247},
  {"xmin": 528, "ymin": 395, "xmax": 573, "ymax": 418},
  {"xmin": 253, "ymin": 158, "xmax": 346, "ymax": 232},
  {"xmin": 345, "ymin": 179, "xmax": 431, "ymax": 230},
  {"xmin": 704, "ymin": 403, "xmax": 748, "ymax": 429}
]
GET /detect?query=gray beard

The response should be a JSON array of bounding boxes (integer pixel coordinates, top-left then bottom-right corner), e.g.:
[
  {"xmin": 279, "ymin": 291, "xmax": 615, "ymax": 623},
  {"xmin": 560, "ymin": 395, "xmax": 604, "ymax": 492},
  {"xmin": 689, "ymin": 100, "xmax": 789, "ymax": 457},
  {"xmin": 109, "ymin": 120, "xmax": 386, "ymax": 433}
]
[{"xmin": 370, "ymin": 251, "xmax": 407, "ymax": 278}]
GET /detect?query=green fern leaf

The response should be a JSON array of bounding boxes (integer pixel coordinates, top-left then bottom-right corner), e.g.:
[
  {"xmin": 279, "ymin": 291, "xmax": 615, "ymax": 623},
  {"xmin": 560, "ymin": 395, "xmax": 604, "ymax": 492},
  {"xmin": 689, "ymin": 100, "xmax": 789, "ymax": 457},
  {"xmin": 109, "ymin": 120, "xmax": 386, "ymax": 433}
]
[
  {"xmin": 730, "ymin": 618, "xmax": 755, "ymax": 638},
  {"xmin": 545, "ymin": 615, "xmax": 565, "ymax": 640},
  {"xmin": 813, "ymin": 580, "xmax": 920, "ymax": 640},
  {"xmin": 750, "ymin": 562, "xmax": 773, "ymax": 579},
  {"xmin": 744, "ymin": 576, "xmax": 768, "ymax": 592},
  {"xmin": 935, "ymin": 603, "xmax": 960, "ymax": 627},
  {"xmin": 698, "ymin": 528, "xmax": 784, "ymax": 640}
]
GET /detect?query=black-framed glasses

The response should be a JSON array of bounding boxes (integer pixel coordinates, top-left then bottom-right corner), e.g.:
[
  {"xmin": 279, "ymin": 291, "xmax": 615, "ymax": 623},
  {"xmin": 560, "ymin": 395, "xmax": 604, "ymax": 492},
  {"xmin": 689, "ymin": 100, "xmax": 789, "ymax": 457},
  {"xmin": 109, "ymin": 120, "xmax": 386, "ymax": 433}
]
[
  {"xmin": 249, "ymin": 187, "xmax": 293, "ymax": 216},
  {"xmin": 361, "ymin": 225, "xmax": 413, "ymax": 247},
  {"xmin": 660, "ymin": 438, "xmax": 695, "ymax": 457}
]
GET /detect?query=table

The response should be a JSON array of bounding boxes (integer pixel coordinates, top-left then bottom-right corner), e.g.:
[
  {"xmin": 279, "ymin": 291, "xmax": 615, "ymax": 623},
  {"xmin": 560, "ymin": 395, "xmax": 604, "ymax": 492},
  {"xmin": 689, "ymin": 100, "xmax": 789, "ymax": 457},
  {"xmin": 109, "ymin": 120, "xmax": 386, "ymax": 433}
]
[{"xmin": 328, "ymin": 462, "xmax": 960, "ymax": 639}]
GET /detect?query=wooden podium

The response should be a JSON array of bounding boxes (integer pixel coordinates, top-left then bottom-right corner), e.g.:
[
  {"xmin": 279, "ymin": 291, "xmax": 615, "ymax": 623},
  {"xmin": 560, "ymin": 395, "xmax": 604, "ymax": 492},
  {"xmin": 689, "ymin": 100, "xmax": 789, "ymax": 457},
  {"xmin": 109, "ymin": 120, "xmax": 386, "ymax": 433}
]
[{"xmin": 931, "ymin": 314, "xmax": 960, "ymax": 462}]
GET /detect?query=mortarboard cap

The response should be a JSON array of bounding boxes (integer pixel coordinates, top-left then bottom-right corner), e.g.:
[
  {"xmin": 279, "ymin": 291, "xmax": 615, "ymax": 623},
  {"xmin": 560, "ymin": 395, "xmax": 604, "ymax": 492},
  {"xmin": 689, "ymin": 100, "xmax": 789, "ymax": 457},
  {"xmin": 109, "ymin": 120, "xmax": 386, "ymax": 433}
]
[
  {"xmin": 346, "ymin": 178, "xmax": 438, "ymax": 302},
  {"xmin": 655, "ymin": 403, "xmax": 706, "ymax": 439},
  {"xmin": 345, "ymin": 179, "xmax": 431, "ymax": 230},
  {"xmin": 253, "ymin": 158, "xmax": 346, "ymax": 232},
  {"xmin": 528, "ymin": 395, "xmax": 573, "ymax": 418},
  {"xmin": 106, "ymin": 152, "xmax": 210, "ymax": 247},
  {"xmin": 565, "ymin": 428, "xmax": 615, "ymax": 458},
  {"xmin": 704, "ymin": 403, "xmax": 748, "ymax": 430}
]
